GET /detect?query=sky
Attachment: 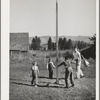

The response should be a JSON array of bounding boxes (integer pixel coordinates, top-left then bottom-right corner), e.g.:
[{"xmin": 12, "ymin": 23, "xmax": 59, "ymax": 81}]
[{"xmin": 10, "ymin": 0, "xmax": 96, "ymax": 37}]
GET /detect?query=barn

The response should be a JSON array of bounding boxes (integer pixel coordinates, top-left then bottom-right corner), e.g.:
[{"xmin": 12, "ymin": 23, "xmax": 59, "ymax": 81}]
[{"xmin": 10, "ymin": 33, "xmax": 29, "ymax": 60}]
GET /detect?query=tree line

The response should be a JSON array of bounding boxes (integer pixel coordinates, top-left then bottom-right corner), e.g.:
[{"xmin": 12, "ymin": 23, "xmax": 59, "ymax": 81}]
[
  {"xmin": 30, "ymin": 36, "xmax": 41, "ymax": 50},
  {"xmin": 30, "ymin": 36, "xmax": 90, "ymax": 50},
  {"xmin": 48, "ymin": 37, "xmax": 89, "ymax": 50}
]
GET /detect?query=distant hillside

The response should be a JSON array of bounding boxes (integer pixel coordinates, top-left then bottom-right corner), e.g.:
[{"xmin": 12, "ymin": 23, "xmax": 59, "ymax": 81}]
[{"xmin": 29, "ymin": 36, "xmax": 92, "ymax": 45}]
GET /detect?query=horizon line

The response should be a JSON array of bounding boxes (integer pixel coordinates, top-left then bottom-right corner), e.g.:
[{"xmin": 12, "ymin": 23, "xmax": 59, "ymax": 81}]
[{"xmin": 29, "ymin": 35, "xmax": 92, "ymax": 37}]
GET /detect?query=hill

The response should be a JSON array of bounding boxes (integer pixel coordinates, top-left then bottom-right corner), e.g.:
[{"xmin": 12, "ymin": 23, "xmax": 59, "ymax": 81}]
[{"xmin": 29, "ymin": 36, "xmax": 92, "ymax": 45}]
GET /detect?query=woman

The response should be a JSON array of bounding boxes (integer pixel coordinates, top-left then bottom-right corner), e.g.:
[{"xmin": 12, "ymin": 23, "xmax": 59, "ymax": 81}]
[{"xmin": 73, "ymin": 47, "xmax": 84, "ymax": 79}]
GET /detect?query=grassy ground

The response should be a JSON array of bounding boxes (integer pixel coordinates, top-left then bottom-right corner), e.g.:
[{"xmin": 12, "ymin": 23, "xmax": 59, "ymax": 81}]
[{"xmin": 10, "ymin": 50, "xmax": 96, "ymax": 100}]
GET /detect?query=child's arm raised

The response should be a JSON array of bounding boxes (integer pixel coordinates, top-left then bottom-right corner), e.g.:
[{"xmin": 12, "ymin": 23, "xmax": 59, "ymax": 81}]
[
  {"xmin": 47, "ymin": 63, "xmax": 48, "ymax": 70},
  {"xmin": 57, "ymin": 62, "xmax": 65, "ymax": 67},
  {"xmin": 51, "ymin": 62, "xmax": 56, "ymax": 69}
]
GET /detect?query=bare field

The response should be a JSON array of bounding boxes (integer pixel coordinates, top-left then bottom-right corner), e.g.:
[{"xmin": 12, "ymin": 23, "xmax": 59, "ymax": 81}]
[{"xmin": 10, "ymin": 50, "xmax": 96, "ymax": 100}]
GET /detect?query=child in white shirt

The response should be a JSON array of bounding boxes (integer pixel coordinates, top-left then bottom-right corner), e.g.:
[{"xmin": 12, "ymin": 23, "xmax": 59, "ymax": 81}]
[{"xmin": 31, "ymin": 61, "xmax": 39, "ymax": 87}]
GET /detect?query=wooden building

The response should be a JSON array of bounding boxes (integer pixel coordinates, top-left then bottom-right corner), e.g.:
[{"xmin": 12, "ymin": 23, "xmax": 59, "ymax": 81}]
[{"xmin": 10, "ymin": 33, "xmax": 29, "ymax": 60}]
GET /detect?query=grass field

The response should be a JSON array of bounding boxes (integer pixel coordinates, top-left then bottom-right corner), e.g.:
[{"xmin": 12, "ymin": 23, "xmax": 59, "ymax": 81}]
[{"xmin": 10, "ymin": 50, "xmax": 96, "ymax": 100}]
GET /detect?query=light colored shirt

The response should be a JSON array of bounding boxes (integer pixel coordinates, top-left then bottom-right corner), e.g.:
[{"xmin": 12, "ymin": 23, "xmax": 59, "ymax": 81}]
[
  {"xmin": 73, "ymin": 50, "xmax": 81, "ymax": 59},
  {"xmin": 73, "ymin": 50, "xmax": 81, "ymax": 66},
  {"xmin": 31, "ymin": 65, "xmax": 39, "ymax": 73}
]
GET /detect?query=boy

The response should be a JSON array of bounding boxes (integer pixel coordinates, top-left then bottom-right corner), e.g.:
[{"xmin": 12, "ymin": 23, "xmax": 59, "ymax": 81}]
[
  {"xmin": 31, "ymin": 61, "xmax": 39, "ymax": 87},
  {"xmin": 57, "ymin": 56, "xmax": 74, "ymax": 88},
  {"xmin": 47, "ymin": 58, "xmax": 56, "ymax": 79}
]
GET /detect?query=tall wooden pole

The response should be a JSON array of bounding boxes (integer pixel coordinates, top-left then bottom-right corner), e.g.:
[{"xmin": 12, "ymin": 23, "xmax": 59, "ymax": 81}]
[{"xmin": 56, "ymin": 0, "xmax": 59, "ymax": 83}]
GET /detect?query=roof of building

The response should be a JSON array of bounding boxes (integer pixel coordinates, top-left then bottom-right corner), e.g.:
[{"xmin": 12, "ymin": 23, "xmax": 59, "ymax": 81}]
[
  {"xmin": 79, "ymin": 46, "xmax": 91, "ymax": 52},
  {"xmin": 10, "ymin": 33, "xmax": 29, "ymax": 51}
]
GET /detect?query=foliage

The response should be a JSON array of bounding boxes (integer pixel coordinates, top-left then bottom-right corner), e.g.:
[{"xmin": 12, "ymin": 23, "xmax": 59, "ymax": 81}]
[
  {"xmin": 52, "ymin": 42, "xmax": 56, "ymax": 50},
  {"xmin": 31, "ymin": 36, "xmax": 41, "ymax": 50},
  {"xmin": 89, "ymin": 34, "xmax": 96, "ymax": 46},
  {"xmin": 76, "ymin": 41, "xmax": 89, "ymax": 49},
  {"xmin": 48, "ymin": 37, "xmax": 52, "ymax": 50},
  {"xmin": 58, "ymin": 38, "xmax": 88, "ymax": 50}
]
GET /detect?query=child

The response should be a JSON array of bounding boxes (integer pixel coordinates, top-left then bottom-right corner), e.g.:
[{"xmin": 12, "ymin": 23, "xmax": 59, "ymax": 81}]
[
  {"xmin": 57, "ymin": 56, "xmax": 74, "ymax": 88},
  {"xmin": 31, "ymin": 61, "xmax": 39, "ymax": 87},
  {"xmin": 47, "ymin": 58, "xmax": 56, "ymax": 79}
]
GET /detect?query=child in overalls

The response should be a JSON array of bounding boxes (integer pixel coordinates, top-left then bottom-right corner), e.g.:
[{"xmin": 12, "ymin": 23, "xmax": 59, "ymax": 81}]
[
  {"xmin": 31, "ymin": 61, "xmax": 39, "ymax": 87},
  {"xmin": 57, "ymin": 56, "xmax": 74, "ymax": 88},
  {"xmin": 47, "ymin": 58, "xmax": 56, "ymax": 79}
]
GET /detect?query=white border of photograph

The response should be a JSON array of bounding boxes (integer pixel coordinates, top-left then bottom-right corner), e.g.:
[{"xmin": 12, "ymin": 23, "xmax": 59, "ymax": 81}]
[
  {"xmin": 1, "ymin": 0, "xmax": 9, "ymax": 99},
  {"xmin": 1, "ymin": 0, "xmax": 99, "ymax": 100},
  {"xmin": 96, "ymin": 0, "xmax": 99, "ymax": 99}
]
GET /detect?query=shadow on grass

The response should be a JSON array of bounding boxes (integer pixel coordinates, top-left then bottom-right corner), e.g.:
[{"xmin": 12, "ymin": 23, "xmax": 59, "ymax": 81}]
[
  {"xmin": 11, "ymin": 81, "xmax": 65, "ymax": 89},
  {"xmin": 10, "ymin": 78, "xmax": 31, "ymax": 82},
  {"xmin": 38, "ymin": 76, "xmax": 65, "ymax": 80},
  {"xmin": 38, "ymin": 76, "xmax": 57, "ymax": 79},
  {"xmin": 39, "ymin": 81, "xmax": 64, "ymax": 86},
  {"xmin": 38, "ymin": 84, "xmax": 64, "ymax": 88}
]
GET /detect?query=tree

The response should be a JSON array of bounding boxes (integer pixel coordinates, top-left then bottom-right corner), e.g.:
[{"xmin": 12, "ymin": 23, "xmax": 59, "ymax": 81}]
[
  {"xmin": 52, "ymin": 42, "xmax": 56, "ymax": 50},
  {"xmin": 67, "ymin": 39, "xmax": 73, "ymax": 49},
  {"xmin": 59, "ymin": 38, "xmax": 68, "ymax": 50},
  {"xmin": 62, "ymin": 38, "xmax": 67, "ymax": 50},
  {"xmin": 58, "ymin": 38, "xmax": 63, "ymax": 50},
  {"xmin": 48, "ymin": 37, "xmax": 52, "ymax": 50},
  {"xmin": 89, "ymin": 34, "xmax": 96, "ymax": 46},
  {"xmin": 74, "ymin": 40, "xmax": 89, "ymax": 50},
  {"xmin": 31, "ymin": 36, "xmax": 41, "ymax": 50}
]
